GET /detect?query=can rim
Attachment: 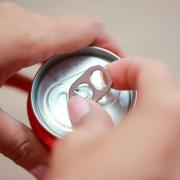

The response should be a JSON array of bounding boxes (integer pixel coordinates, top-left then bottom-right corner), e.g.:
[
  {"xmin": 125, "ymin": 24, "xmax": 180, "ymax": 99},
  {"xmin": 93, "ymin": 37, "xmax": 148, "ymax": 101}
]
[{"xmin": 30, "ymin": 46, "xmax": 136, "ymax": 138}]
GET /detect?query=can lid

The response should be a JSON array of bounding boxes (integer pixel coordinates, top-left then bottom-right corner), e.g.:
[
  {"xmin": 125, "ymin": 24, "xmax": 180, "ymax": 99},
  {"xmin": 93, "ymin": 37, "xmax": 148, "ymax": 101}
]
[
  {"xmin": 69, "ymin": 65, "xmax": 112, "ymax": 102},
  {"xmin": 31, "ymin": 46, "xmax": 136, "ymax": 138}
]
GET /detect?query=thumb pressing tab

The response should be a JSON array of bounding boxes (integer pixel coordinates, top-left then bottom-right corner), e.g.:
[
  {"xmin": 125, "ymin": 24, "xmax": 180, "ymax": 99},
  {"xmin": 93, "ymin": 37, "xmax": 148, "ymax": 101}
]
[{"xmin": 68, "ymin": 96, "xmax": 91, "ymax": 126}]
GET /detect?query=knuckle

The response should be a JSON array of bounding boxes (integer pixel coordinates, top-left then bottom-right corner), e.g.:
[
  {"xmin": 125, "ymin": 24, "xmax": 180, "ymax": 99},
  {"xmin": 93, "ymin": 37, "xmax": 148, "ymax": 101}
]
[
  {"xmin": 11, "ymin": 140, "xmax": 32, "ymax": 166},
  {"xmin": 7, "ymin": 127, "xmax": 34, "ymax": 166},
  {"xmin": 83, "ymin": 16, "xmax": 105, "ymax": 33},
  {"xmin": 90, "ymin": 19, "xmax": 104, "ymax": 32}
]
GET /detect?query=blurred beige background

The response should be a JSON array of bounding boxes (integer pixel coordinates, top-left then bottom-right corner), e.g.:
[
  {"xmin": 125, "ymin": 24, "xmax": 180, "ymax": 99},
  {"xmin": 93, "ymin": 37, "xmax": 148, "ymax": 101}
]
[{"xmin": 0, "ymin": 0, "xmax": 180, "ymax": 179}]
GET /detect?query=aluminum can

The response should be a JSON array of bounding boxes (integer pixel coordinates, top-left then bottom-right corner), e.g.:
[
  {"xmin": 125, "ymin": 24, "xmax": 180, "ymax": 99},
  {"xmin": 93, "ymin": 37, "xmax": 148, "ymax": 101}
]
[{"xmin": 27, "ymin": 46, "xmax": 136, "ymax": 150}]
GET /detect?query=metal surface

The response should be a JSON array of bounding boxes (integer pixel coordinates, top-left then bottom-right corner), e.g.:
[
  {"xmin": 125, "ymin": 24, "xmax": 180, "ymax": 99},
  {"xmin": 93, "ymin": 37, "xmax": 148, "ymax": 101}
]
[
  {"xmin": 30, "ymin": 46, "xmax": 136, "ymax": 138},
  {"xmin": 69, "ymin": 65, "xmax": 112, "ymax": 102}
]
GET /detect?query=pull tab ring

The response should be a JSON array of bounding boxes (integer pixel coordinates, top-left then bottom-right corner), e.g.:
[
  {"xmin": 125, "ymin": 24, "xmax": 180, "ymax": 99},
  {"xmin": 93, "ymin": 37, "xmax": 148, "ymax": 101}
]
[{"xmin": 68, "ymin": 65, "xmax": 112, "ymax": 102}]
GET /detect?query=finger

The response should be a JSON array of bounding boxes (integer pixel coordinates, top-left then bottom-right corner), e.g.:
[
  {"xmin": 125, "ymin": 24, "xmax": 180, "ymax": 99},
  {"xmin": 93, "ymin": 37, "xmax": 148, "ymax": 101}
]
[
  {"xmin": 68, "ymin": 96, "xmax": 113, "ymax": 137},
  {"xmin": 0, "ymin": 10, "xmax": 125, "ymax": 85},
  {"xmin": 93, "ymin": 31, "xmax": 126, "ymax": 57},
  {"xmin": 44, "ymin": 16, "xmax": 125, "ymax": 57},
  {"xmin": 58, "ymin": 95, "xmax": 113, "ymax": 157},
  {"xmin": 0, "ymin": 108, "xmax": 49, "ymax": 180},
  {"xmin": 106, "ymin": 57, "xmax": 177, "ymax": 93},
  {"xmin": 22, "ymin": 16, "xmax": 125, "ymax": 67}
]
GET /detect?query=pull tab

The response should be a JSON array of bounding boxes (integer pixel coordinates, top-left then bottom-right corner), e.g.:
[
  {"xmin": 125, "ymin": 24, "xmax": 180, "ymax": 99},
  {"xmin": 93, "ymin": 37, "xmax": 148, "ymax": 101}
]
[{"xmin": 68, "ymin": 65, "xmax": 112, "ymax": 102}]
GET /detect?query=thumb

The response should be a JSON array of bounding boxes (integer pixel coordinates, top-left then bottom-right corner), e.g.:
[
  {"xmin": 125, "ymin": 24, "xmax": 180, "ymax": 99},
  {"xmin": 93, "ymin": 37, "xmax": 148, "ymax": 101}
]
[
  {"xmin": 68, "ymin": 96, "xmax": 113, "ymax": 136},
  {"xmin": 47, "ymin": 96, "xmax": 113, "ymax": 180}
]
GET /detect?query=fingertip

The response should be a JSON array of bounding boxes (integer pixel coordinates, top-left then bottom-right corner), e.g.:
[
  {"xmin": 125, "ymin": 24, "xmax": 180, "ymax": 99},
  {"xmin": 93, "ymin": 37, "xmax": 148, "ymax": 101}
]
[
  {"xmin": 106, "ymin": 60, "xmax": 130, "ymax": 90},
  {"xmin": 68, "ymin": 96, "xmax": 91, "ymax": 126},
  {"xmin": 68, "ymin": 95, "xmax": 112, "ymax": 134}
]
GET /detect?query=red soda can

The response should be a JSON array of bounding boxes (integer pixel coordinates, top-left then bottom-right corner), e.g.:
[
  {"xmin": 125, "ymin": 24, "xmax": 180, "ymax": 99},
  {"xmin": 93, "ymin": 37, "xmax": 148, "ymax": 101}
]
[{"xmin": 27, "ymin": 46, "xmax": 136, "ymax": 150}]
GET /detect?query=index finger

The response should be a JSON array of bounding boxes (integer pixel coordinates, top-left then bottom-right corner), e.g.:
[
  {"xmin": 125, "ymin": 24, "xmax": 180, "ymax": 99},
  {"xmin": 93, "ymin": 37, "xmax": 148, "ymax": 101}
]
[
  {"xmin": 106, "ymin": 57, "xmax": 177, "ymax": 93},
  {"xmin": 35, "ymin": 16, "xmax": 126, "ymax": 59}
]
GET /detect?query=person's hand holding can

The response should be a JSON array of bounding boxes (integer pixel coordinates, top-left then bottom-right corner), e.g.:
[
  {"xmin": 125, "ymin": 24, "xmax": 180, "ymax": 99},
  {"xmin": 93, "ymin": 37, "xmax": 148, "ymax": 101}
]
[
  {"xmin": 48, "ymin": 58, "xmax": 180, "ymax": 180},
  {"xmin": 0, "ymin": 2, "xmax": 123, "ymax": 179}
]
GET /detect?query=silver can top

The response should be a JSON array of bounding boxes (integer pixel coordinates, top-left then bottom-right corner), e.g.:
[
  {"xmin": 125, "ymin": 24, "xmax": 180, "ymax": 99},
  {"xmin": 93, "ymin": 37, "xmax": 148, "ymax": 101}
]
[{"xmin": 31, "ymin": 46, "xmax": 135, "ymax": 138}]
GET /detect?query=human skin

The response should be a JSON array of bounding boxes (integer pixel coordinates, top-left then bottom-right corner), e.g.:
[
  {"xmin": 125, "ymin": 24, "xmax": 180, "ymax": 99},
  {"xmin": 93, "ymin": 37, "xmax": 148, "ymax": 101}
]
[
  {"xmin": 48, "ymin": 58, "xmax": 180, "ymax": 180},
  {"xmin": 0, "ymin": 2, "xmax": 123, "ymax": 180},
  {"xmin": 1, "ymin": 2, "xmax": 180, "ymax": 180}
]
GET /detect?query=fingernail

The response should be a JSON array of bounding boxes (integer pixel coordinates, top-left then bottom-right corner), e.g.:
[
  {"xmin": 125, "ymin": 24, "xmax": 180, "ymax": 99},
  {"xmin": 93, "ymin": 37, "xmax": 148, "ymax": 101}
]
[
  {"xmin": 30, "ymin": 164, "xmax": 48, "ymax": 180},
  {"xmin": 68, "ymin": 96, "xmax": 91, "ymax": 125}
]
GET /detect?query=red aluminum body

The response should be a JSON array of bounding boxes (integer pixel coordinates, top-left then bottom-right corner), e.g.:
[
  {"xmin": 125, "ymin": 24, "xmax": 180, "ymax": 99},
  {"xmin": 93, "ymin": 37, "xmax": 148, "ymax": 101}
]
[{"xmin": 27, "ymin": 94, "xmax": 55, "ymax": 150}]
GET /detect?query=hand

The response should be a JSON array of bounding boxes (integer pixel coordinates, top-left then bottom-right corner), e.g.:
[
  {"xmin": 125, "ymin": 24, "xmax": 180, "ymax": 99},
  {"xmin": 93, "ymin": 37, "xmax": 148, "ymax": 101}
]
[
  {"xmin": 48, "ymin": 58, "xmax": 180, "ymax": 180},
  {"xmin": 0, "ymin": 2, "xmax": 123, "ymax": 179}
]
